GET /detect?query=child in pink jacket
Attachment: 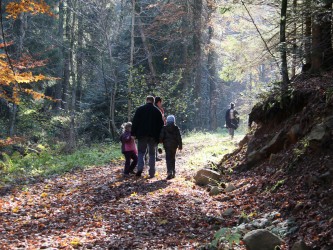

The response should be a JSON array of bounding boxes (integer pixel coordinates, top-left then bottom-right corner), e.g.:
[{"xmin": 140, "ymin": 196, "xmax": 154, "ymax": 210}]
[{"xmin": 120, "ymin": 122, "xmax": 138, "ymax": 176}]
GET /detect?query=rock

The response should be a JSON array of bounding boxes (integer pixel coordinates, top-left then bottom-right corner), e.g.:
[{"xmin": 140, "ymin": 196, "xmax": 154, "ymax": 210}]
[
  {"xmin": 243, "ymin": 229, "xmax": 282, "ymax": 250},
  {"xmin": 225, "ymin": 183, "xmax": 237, "ymax": 192},
  {"xmin": 194, "ymin": 168, "xmax": 222, "ymax": 186},
  {"xmin": 209, "ymin": 186, "xmax": 221, "ymax": 196},
  {"xmin": 251, "ymin": 218, "xmax": 270, "ymax": 228},
  {"xmin": 247, "ymin": 150, "xmax": 264, "ymax": 166},
  {"xmin": 287, "ymin": 124, "xmax": 301, "ymax": 144},
  {"xmin": 291, "ymin": 240, "xmax": 312, "ymax": 250},
  {"xmin": 260, "ymin": 130, "xmax": 286, "ymax": 156},
  {"xmin": 222, "ymin": 208, "xmax": 234, "ymax": 216},
  {"xmin": 307, "ymin": 123, "xmax": 327, "ymax": 141}
]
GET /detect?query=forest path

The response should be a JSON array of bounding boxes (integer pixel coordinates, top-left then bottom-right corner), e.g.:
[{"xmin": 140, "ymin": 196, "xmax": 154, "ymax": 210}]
[{"xmin": 0, "ymin": 135, "xmax": 242, "ymax": 249}]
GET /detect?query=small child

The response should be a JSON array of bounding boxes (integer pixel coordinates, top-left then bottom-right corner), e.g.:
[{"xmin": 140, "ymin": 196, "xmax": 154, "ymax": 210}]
[
  {"xmin": 120, "ymin": 122, "xmax": 138, "ymax": 176},
  {"xmin": 159, "ymin": 115, "xmax": 182, "ymax": 180}
]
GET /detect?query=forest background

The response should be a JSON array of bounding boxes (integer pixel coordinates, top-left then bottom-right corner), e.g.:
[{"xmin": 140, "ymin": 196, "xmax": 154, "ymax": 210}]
[{"xmin": 0, "ymin": 0, "xmax": 331, "ymax": 175}]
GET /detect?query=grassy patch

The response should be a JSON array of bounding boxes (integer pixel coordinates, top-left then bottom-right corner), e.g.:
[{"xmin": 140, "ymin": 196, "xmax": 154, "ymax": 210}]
[
  {"xmin": 0, "ymin": 143, "xmax": 122, "ymax": 185},
  {"xmin": 182, "ymin": 131, "xmax": 242, "ymax": 170}
]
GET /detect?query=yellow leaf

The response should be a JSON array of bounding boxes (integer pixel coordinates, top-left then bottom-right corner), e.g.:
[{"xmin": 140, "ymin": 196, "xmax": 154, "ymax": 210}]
[
  {"xmin": 40, "ymin": 192, "xmax": 48, "ymax": 198},
  {"xmin": 158, "ymin": 219, "xmax": 168, "ymax": 225},
  {"xmin": 124, "ymin": 209, "xmax": 131, "ymax": 215},
  {"xmin": 130, "ymin": 192, "xmax": 137, "ymax": 197},
  {"xmin": 70, "ymin": 238, "xmax": 82, "ymax": 247},
  {"xmin": 12, "ymin": 207, "xmax": 19, "ymax": 213}
]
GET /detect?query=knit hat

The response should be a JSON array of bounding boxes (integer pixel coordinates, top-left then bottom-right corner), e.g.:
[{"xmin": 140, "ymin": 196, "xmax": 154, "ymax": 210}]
[{"xmin": 166, "ymin": 115, "xmax": 175, "ymax": 124}]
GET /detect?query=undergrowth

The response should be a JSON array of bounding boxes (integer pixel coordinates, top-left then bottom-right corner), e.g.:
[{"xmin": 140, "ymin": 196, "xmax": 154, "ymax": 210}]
[
  {"xmin": 0, "ymin": 143, "xmax": 122, "ymax": 185},
  {"xmin": 0, "ymin": 131, "xmax": 243, "ymax": 186}
]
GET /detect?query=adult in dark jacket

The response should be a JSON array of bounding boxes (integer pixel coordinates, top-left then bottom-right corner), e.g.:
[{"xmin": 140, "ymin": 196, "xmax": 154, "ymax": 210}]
[
  {"xmin": 159, "ymin": 115, "xmax": 182, "ymax": 180},
  {"xmin": 225, "ymin": 102, "xmax": 239, "ymax": 139},
  {"xmin": 132, "ymin": 96, "xmax": 164, "ymax": 178}
]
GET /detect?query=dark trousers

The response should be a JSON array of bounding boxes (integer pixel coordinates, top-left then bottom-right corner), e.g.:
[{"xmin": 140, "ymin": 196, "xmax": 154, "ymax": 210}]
[
  {"xmin": 165, "ymin": 147, "xmax": 177, "ymax": 176},
  {"xmin": 124, "ymin": 151, "xmax": 138, "ymax": 174},
  {"xmin": 137, "ymin": 136, "xmax": 156, "ymax": 177}
]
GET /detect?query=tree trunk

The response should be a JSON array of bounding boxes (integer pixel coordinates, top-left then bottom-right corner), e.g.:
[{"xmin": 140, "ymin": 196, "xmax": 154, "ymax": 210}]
[
  {"xmin": 54, "ymin": 0, "xmax": 64, "ymax": 111},
  {"xmin": 128, "ymin": 0, "xmax": 135, "ymax": 121},
  {"xmin": 291, "ymin": 0, "xmax": 297, "ymax": 77},
  {"xmin": 280, "ymin": 0, "xmax": 290, "ymax": 92},
  {"xmin": 208, "ymin": 26, "xmax": 217, "ymax": 131},
  {"xmin": 322, "ymin": 2, "xmax": 333, "ymax": 68},
  {"xmin": 62, "ymin": 0, "xmax": 71, "ymax": 111},
  {"xmin": 137, "ymin": 10, "xmax": 156, "ymax": 88},
  {"xmin": 304, "ymin": 0, "xmax": 312, "ymax": 68},
  {"xmin": 106, "ymin": 36, "xmax": 118, "ymax": 139},
  {"xmin": 311, "ymin": 14, "xmax": 322, "ymax": 72},
  {"xmin": 76, "ymin": 1, "xmax": 83, "ymax": 111},
  {"xmin": 193, "ymin": 0, "xmax": 203, "ymax": 128},
  {"xmin": 68, "ymin": 0, "xmax": 77, "ymax": 151},
  {"xmin": 9, "ymin": 13, "xmax": 27, "ymax": 136}
]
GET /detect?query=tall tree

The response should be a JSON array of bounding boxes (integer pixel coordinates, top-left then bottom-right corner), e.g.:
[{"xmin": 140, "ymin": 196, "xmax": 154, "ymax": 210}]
[{"xmin": 280, "ymin": 0, "xmax": 290, "ymax": 91}]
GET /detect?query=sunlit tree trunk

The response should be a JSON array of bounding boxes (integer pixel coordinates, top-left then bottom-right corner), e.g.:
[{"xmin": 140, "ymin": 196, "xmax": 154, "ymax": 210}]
[
  {"xmin": 280, "ymin": 0, "xmax": 290, "ymax": 92},
  {"xmin": 193, "ymin": 0, "xmax": 203, "ymax": 128},
  {"xmin": 68, "ymin": 0, "xmax": 77, "ymax": 151},
  {"xmin": 137, "ymin": 13, "xmax": 156, "ymax": 88},
  {"xmin": 208, "ymin": 26, "xmax": 217, "ymax": 131}
]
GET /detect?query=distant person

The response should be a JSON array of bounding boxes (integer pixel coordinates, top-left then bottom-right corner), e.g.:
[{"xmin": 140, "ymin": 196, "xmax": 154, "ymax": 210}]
[
  {"xmin": 159, "ymin": 115, "xmax": 182, "ymax": 180},
  {"xmin": 132, "ymin": 96, "xmax": 164, "ymax": 178},
  {"xmin": 225, "ymin": 102, "xmax": 239, "ymax": 139},
  {"xmin": 154, "ymin": 96, "xmax": 166, "ymax": 161},
  {"xmin": 120, "ymin": 122, "xmax": 137, "ymax": 177}
]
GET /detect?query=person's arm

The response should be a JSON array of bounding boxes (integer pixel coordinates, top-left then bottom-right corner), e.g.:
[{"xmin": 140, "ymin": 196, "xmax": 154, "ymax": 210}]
[
  {"xmin": 177, "ymin": 127, "xmax": 182, "ymax": 150},
  {"xmin": 131, "ymin": 108, "xmax": 140, "ymax": 137}
]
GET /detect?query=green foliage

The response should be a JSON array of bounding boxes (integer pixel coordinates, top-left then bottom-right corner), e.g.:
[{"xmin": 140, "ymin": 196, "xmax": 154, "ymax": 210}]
[
  {"xmin": 210, "ymin": 227, "xmax": 242, "ymax": 249},
  {"xmin": 326, "ymin": 87, "xmax": 333, "ymax": 104},
  {"xmin": 270, "ymin": 179, "xmax": 285, "ymax": 192},
  {"xmin": 0, "ymin": 143, "xmax": 122, "ymax": 184}
]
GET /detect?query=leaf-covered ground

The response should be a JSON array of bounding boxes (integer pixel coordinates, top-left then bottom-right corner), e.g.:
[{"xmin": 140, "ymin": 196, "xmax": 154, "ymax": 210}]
[{"xmin": 0, "ymin": 136, "xmax": 239, "ymax": 249}]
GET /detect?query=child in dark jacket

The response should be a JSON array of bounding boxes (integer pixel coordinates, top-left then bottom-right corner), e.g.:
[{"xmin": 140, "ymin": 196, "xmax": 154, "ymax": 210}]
[
  {"xmin": 120, "ymin": 122, "xmax": 138, "ymax": 176},
  {"xmin": 159, "ymin": 115, "xmax": 182, "ymax": 180}
]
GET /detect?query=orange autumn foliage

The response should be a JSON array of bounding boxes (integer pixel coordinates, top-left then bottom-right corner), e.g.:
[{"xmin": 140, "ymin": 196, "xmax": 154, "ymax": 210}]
[
  {"xmin": 5, "ymin": 0, "xmax": 54, "ymax": 19},
  {"xmin": 0, "ymin": 1, "xmax": 54, "ymax": 103}
]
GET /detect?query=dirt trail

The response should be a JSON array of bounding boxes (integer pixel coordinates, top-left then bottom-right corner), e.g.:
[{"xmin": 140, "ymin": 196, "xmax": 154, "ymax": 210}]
[{"xmin": 0, "ymin": 142, "xmax": 237, "ymax": 249}]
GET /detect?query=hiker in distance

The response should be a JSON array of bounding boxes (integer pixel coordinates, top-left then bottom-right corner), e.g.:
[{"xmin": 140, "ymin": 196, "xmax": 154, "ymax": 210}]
[
  {"xmin": 225, "ymin": 102, "xmax": 239, "ymax": 140},
  {"xmin": 159, "ymin": 115, "xmax": 182, "ymax": 180},
  {"xmin": 131, "ymin": 96, "xmax": 164, "ymax": 178}
]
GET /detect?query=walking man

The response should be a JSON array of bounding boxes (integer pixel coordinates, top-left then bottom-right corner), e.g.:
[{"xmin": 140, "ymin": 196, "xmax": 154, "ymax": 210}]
[
  {"xmin": 132, "ymin": 96, "xmax": 164, "ymax": 178},
  {"xmin": 225, "ymin": 102, "xmax": 239, "ymax": 139}
]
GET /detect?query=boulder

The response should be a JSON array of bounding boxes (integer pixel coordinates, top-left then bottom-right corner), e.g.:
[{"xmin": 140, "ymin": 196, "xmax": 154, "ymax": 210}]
[
  {"xmin": 243, "ymin": 229, "xmax": 282, "ymax": 250},
  {"xmin": 291, "ymin": 240, "xmax": 312, "ymax": 250},
  {"xmin": 225, "ymin": 183, "xmax": 237, "ymax": 193},
  {"xmin": 194, "ymin": 168, "xmax": 222, "ymax": 186},
  {"xmin": 209, "ymin": 186, "xmax": 222, "ymax": 196}
]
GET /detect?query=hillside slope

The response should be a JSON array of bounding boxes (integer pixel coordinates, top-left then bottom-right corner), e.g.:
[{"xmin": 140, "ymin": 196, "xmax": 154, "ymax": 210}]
[{"xmin": 219, "ymin": 71, "xmax": 333, "ymax": 249}]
